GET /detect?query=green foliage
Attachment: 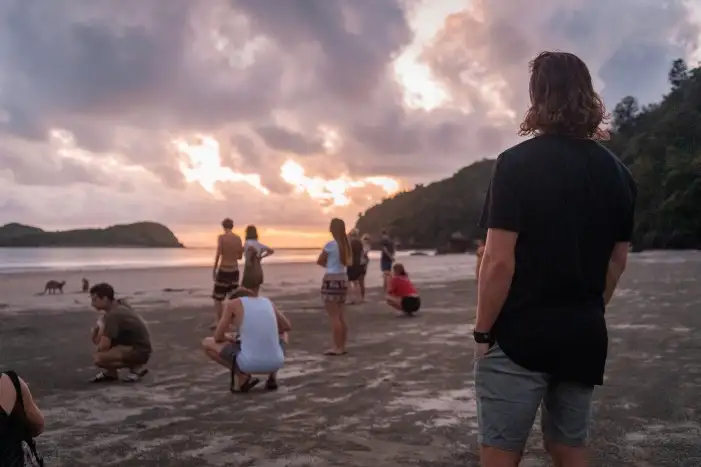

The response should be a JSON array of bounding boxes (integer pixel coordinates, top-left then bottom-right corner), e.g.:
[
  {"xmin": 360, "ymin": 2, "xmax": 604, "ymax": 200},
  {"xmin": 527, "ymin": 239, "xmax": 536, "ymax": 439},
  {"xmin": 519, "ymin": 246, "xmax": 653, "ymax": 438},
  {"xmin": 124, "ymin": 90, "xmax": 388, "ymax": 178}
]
[
  {"xmin": 357, "ymin": 58, "xmax": 701, "ymax": 250},
  {"xmin": 0, "ymin": 222, "xmax": 184, "ymax": 248},
  {"xmin": 606, "ymin": 58, "xmax": 701, "ymax": 249},
  {"xmin": 355, "ymin": 160, "xmax": 494, "ymax": 248}
]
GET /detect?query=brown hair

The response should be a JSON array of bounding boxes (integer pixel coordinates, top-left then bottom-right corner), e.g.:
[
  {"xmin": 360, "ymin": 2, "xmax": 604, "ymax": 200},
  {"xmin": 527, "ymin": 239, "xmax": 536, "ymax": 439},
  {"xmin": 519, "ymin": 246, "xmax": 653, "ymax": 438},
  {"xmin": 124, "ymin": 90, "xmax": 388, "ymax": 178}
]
[
  {"xmin": 245, "ymin": 225, "xmax": 258, "ymax": 240},
  {"xmin": 392, "ymin": 263, "xmax": 407, "ymax": 276},
  {"xmin": 519, "ymin": 51, "xmax": 608, "ymax": 140},
  {"xmin": 329, "ymin": 218, "xmax": 352, "ymax": 266},
  {"xmin": 221, "ymin": 218, "xmax": 234, "ymax": 230}
]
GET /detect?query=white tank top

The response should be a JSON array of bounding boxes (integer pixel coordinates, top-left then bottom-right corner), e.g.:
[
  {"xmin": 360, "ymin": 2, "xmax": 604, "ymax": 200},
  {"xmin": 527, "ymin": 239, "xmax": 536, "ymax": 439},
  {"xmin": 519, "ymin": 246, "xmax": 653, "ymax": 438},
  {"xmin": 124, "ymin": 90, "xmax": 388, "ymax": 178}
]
[{"xmin": 236, "ymin": 297, "xmax": 285, "ymax": 373}]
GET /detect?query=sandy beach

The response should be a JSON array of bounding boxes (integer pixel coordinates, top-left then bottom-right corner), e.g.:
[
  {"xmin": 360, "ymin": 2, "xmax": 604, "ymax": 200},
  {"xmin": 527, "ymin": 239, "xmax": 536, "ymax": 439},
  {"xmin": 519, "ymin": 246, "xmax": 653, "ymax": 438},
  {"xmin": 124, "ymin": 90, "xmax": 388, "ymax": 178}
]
[{"xmin": 2, "ymin": 251, "xmax": 701, "ymax": 466}]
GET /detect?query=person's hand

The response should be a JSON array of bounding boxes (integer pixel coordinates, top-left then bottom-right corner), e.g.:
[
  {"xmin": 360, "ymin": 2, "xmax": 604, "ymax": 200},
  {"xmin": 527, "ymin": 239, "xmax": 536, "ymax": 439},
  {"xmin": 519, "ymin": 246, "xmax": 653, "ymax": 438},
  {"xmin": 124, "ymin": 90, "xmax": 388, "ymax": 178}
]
[
  {"xmin": 224, "ymin": 332, "xmax": 237, "ymax": 342},
  {"xmin": 474, "ymin": 342, "xmax": 490, "ymax": 360}
]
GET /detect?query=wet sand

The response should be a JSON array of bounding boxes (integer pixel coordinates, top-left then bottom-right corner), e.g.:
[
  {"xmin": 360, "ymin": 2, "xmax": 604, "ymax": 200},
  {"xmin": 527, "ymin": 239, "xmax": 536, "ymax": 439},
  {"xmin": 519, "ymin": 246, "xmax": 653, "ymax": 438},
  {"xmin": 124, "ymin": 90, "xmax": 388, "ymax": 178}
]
[{"xmin": 2, "ymin": 253, "xmax": 701, "ymax": 466}]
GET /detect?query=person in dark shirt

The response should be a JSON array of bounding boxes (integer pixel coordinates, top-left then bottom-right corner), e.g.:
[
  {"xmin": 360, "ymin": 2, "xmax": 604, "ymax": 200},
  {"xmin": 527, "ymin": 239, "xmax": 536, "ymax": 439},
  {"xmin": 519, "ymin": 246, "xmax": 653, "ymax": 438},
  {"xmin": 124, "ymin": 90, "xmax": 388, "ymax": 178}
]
[
  {"xmin": 346, "ymin": 229, "xmax": 366, "ymax": 303},
  {"xmin": 473, "ymin": 51, "xmax": 636, "ymax": 466},
  {"xmin": 89, "ymin": 283, "xmax": 153, "ymax": 383},
  {"xmin": 380, "ymin": 229, "xmax": 396, "ymax": 291}
]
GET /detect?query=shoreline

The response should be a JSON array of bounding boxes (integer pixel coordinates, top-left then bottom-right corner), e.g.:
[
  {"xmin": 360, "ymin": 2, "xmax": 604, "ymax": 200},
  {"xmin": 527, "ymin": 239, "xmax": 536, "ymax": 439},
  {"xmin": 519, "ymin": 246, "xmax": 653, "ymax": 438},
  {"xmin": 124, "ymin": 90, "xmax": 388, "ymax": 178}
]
[{"xmin": 0, "ymin": 254, "xmax": 477, "ymax": 314}]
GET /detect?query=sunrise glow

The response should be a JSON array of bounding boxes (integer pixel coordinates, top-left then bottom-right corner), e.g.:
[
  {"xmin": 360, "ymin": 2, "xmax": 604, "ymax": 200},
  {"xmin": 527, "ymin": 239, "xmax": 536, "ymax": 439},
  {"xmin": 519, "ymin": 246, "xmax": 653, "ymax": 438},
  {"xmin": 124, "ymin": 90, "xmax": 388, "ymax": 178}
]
[
  {"xmin": 392, "ymin": 0, "xmax": 465, "ymax": 110},
  {"xmin": 280, "ymin": 159, "xmax": 400, "ymax": 208},
  {"xmin": 174, "ymin": 136, "xmax": 269, "ymax": 197}
]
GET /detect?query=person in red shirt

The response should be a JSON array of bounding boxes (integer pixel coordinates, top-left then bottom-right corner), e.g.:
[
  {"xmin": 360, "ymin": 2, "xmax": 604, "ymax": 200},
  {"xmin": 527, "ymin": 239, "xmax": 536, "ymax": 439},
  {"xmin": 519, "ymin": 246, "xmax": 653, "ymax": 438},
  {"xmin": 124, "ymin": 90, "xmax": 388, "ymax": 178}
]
[{"xmin": 386, "ymin": 263, "xmax": 421, "ymax": 315}]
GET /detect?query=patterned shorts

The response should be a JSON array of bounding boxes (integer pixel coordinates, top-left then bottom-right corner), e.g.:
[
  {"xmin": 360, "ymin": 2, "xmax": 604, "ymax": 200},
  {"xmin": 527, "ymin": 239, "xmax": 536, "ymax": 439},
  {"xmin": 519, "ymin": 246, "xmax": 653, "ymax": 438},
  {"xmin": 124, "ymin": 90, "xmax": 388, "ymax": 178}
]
[
  {"xmin": 212, "ymin": 267, "xmax": 240, "ymax": 301},
  {"xmin": 321, "ymin": 273, "xmax": 349, "ymax": 304}
]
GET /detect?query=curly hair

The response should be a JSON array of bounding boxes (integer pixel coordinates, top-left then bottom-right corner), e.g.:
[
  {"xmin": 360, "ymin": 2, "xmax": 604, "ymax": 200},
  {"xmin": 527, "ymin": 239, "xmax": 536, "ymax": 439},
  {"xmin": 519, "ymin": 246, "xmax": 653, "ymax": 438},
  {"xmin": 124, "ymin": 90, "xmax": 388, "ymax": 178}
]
[{"xmin": 519, "ymin": 51, "xmax": 609, "ymax": 140}]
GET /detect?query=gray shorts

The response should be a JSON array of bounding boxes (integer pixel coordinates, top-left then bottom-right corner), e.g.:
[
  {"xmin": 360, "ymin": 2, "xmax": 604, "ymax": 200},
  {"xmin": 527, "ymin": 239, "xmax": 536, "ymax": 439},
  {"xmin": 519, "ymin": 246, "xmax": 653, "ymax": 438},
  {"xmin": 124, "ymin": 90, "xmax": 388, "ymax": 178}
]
[
  {"xmin": 474, "ymin": 343, "xmax": 594, "ymax": 452},
  {"xmin": 218, "ymin": 340, "xmax": 287, "ymax": 367}
]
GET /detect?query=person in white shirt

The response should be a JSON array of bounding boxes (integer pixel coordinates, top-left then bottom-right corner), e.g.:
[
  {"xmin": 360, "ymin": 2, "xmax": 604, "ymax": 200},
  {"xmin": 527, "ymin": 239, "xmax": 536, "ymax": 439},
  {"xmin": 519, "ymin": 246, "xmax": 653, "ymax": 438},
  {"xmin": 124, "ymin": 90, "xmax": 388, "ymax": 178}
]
[
  {"xmin": 316, "ymin": 218, "xmax": 352, "ymax": 356},
  {"xmin": 202, "ymin": 288, "xmax": 291, "ymax": 392},
  {"xmin": 241, "ymin": 225, "xmax": 275, "ymax": 293}
]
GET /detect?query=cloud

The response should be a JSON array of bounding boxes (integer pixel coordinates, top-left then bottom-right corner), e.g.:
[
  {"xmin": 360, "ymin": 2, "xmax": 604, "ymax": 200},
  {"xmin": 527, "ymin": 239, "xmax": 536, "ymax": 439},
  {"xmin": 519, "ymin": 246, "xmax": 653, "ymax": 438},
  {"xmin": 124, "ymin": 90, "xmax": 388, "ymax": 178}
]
[{"xmin": 0, "ymin": 0, "xmax": 698, "ymax": 245}]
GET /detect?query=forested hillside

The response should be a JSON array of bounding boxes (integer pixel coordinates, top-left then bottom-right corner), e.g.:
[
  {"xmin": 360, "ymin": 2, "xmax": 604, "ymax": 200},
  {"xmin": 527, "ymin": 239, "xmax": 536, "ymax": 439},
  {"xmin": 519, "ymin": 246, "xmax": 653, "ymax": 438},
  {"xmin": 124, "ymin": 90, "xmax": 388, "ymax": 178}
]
[
  {"xmin": 356, "ymin": 59, "xmax": 701, "ymax": 251},
  {"xmin": 0, "ymin": 222, "xmax": 184, "ymax": 248}
]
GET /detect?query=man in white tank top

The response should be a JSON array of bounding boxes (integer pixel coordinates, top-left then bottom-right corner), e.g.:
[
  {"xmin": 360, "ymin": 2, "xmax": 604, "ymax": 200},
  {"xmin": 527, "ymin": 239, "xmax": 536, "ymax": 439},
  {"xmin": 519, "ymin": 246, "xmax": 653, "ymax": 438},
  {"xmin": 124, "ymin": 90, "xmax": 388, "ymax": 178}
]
[{"xmin": 202, "ymin": 288, "xmax": 291, "ymax": 392}]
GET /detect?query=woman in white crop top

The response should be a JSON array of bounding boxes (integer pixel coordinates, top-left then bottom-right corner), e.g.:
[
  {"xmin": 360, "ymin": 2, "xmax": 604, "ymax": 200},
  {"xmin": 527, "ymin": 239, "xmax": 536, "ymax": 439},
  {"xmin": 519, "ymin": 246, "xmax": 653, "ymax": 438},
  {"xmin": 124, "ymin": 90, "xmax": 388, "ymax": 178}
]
[
  {"xmin": 241, "ymin": 225, "xmax": 274, "ymax": 292},
  {"xmin": 316, "ymin": 218, "xmax": 352, "ymax": 356}
]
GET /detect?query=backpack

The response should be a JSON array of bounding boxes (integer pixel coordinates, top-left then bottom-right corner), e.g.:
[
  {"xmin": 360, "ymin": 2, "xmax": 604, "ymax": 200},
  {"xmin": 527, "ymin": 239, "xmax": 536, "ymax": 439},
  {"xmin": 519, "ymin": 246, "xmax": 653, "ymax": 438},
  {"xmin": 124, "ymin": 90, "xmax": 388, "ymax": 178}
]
[{"xmin": 4, "ymin": 372, "xmax": 44, "ymax": 467}]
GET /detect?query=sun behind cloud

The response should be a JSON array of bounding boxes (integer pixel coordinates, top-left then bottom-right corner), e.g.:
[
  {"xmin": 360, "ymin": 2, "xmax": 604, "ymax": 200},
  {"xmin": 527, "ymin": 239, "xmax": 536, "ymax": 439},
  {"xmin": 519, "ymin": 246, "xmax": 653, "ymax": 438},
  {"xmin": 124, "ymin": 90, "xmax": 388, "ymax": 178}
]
[
  {"xmin": 174, "ymin": 136, "xmax": 269, "ymax": 197},
  {"xmin": 280, "ymin": 159, "xmax": 400, "ymax": 209}
]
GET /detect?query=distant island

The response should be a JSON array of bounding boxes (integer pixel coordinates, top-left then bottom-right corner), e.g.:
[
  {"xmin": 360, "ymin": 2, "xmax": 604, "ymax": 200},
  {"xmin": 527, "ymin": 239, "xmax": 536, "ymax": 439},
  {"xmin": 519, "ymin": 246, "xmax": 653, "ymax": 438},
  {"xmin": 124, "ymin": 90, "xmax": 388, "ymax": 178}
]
[
  {"xmin": 357, "ymin": 58, "xmax": 701, "ymax": 252},
  {"xmin": 0, "ymin": 222, "xmax": 184, "ymax": 248}
]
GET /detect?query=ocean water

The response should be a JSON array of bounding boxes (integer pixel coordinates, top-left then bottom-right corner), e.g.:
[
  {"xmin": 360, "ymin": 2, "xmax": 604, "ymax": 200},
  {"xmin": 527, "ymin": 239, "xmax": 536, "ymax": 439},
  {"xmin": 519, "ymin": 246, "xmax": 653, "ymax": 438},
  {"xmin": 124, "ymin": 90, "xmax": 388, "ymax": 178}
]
[{"xmin": 0, "ymin": 247, "xmax": 432, "ymax": 274}]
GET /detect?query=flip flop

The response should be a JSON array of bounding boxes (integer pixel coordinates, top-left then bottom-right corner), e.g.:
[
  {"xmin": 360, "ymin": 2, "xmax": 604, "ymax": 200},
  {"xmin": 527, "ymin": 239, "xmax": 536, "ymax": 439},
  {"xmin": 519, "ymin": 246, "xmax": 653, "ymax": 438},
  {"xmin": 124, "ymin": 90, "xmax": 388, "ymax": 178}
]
[
  {"xmin": 265, "ymin": 379, "xmax": 279, "ymax": 391},
  {"xmin": 90, "ymin": 372, "xmax": 118, "ymax": 383},
  {"xmin": 323, "ymin": 349, "xmax": 348, "ymax": 356},
  {"xmin": 122, "ymin": 368, "xmax": 149, "ymax": 383},
  {"xmin": 238, "ymin": 375, "xmax": 260, "ymax": 393}
]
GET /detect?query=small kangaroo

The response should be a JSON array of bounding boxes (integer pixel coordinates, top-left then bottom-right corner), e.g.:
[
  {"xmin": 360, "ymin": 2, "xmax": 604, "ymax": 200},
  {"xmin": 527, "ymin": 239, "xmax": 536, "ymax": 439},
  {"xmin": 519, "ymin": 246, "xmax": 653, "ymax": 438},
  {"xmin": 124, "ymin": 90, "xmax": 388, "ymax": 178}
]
[
  {"xmin": 82, "ymin": 278, "xmax": 90, "ymax": 293},
  {"xmin": 43, "ymin": 280, "xmax": 66, "ymax": 295}
]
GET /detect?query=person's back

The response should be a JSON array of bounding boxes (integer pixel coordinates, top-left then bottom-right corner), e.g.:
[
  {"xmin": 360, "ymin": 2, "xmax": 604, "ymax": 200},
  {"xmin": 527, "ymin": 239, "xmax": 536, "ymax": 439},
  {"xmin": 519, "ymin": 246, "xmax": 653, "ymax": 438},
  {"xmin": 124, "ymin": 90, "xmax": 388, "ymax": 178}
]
[
  {"xmin": 350, "ymin": 238, "xmax": 363, "ymax": 266},
  {"xmin": 219, "ymin": 232, "xmax": 243, "ymax": 267},
  {"xmin": 489, "ymin": 134, "xmax": 635, "ymax": 383},
  {"xmin": 0, "ymin": 374, "xmax": 23, "ymax": 466},
  {"xmin": 105, "ymin": 303, "xmax": 152, "ymax": 352},
  {"xmin": 0, "ymin": 372, "xmax": 44, "ymax": 467},
  {"xmin": 236, "ymin": 296, "xmax": 284, "ymax": 373},
  {"xmin": 324, "ymin": 240, "xmax": 345, "ymax": 274},
  {"xmin": 473, "ymin": 51, "xmax": 637, "ymax": 465}
]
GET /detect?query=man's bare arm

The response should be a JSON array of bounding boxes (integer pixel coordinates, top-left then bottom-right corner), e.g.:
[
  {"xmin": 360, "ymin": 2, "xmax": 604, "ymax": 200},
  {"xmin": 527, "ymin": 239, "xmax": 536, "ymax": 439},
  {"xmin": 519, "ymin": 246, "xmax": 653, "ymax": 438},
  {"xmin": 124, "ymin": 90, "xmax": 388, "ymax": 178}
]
[
  {"xmin": 18, "ymin": 377, "xmax": 45, "ymax": 436},
  {"xmin": 213, "ymin": 236, "xmax": 222, "ymax": 274},
  {"xmin": 475, "ymin": 229, "xmax": 518, "ymax": 333},
  {"xmin": 273, "ymin": 304, "xmax": 292, "ymax": 333},
  {"xmin": 236, "ymin": 236, "xmax": 243, "ymax": 260},
  {"xmin": 96, "ymin": 335, "xmax": 112, "ymax": 352},
  {"xmin": 604, "ymin": 242, "xmax": 630, "ymax": 305},
  {"xmin": 214, "ymin": 299, "xmax": 237, "ymax": 343}
]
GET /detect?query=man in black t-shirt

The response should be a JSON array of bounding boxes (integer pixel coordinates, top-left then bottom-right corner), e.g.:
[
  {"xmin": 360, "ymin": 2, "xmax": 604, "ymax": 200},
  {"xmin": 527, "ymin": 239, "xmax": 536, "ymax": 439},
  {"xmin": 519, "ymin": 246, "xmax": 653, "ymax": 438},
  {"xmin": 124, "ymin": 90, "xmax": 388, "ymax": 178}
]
[
  {"xmin": 380, "ymin": 229, "xmax": 395, "ymax": 291},
  {"xmin": 473, "ymin": 52, "xmax": 637, "ymax": 466}
]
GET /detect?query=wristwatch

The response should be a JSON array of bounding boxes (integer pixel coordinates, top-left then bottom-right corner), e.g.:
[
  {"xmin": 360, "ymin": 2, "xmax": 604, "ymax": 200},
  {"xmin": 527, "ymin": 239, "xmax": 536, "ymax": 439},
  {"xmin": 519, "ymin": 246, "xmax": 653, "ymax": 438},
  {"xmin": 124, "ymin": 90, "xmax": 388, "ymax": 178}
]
[{"xmin": 473, "ymin": 330, "xmax": 494, "ymax": 344}]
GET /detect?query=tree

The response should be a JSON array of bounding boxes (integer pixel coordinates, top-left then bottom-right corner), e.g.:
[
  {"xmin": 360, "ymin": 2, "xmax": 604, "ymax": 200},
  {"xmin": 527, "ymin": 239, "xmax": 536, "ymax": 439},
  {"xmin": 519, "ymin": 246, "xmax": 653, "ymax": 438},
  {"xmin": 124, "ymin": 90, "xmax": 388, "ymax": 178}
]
[
  {"xmin": 669, "ymin": 58, "xmax": 689, "ymax": 88},
  {"xmin": 612, "ymin": 96, "xmax": 639, "ymax": 131}
]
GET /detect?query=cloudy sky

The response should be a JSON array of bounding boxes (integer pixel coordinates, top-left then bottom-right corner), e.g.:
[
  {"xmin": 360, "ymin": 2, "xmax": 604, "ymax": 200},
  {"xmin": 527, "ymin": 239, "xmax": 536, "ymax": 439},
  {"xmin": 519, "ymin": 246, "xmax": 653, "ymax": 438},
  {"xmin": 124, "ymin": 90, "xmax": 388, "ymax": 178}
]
[{"xmin": 1, "ymin": 0, "xmax": 699, "ymax": 247}]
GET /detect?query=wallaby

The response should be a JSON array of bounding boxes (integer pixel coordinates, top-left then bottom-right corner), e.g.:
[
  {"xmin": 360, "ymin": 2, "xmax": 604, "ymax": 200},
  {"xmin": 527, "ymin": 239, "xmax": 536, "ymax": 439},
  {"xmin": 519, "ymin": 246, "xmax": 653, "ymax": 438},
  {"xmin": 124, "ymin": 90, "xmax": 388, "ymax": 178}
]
[
  {"xmin": 43, "ymin": 280, "xmax": 66, "ymax": 295},
  {"xmin": 82, "ymin": 278, "xmax": 90, "ymax": 293}
]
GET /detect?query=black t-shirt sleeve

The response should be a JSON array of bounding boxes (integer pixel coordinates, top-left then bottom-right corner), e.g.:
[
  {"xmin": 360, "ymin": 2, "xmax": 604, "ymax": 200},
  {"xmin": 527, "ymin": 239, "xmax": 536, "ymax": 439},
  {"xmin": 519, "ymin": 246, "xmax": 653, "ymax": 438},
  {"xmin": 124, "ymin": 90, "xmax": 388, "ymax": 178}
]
[
  {"xmin": 478, "ymin": 154, "xmax": 523, "ymax": 233},
  {"xmin": 616, "ymin": 173, "xmax": 638, "ymax": 242}
]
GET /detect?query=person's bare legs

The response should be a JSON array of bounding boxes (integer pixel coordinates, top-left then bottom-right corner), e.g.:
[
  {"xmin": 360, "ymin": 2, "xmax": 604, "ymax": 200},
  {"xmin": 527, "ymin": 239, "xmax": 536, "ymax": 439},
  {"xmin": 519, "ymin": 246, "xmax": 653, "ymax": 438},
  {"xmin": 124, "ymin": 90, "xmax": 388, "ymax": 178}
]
[
  {"xmin": 213, "ymin": 299, "xmax": 224, "ymax": 327},
  {"xmin": 93, "ymin": 350, "xmax": 125, "ymax": 379},
  {"xmin": 480, "ymin": 447, "xmax": 522, "ymax": 467},
  {"xmin": 324, "ymin": 302, "xmax": 346, "ymax": 355},
  {"xmin": 359, "ymin": 275, "xmax": 366, "ymax": 302},
  {"xmin": 201, "ymin": 337, "xmax": 254, "ymax": 389},
  {"xmin": 383, "ymin": 271, "xmax": 392, "ymax": 292},
  {"xmin": 347, "ymin": 282, "xmax": 356, "ymax": 304},
  {"xmin": 386, "ymin": 295, "xmax": 402, "ymax": 311},
  {"xmin": 544, "ymin": 441, "xmax": 588, "ymax": 467},
  {"xmin": 339, "ymin": 304, "xmax": 348, "ymax": 350}
]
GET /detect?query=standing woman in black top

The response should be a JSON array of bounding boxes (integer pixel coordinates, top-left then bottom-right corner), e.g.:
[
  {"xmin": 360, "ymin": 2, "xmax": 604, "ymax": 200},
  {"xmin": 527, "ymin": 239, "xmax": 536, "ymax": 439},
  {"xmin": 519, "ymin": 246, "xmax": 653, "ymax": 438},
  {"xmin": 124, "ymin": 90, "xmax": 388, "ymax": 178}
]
[
  {"xmin": 0, "ymin": 371, "xmax": 45, "ymax": 466},
  {"xmin": 473, "ymin": 51, "xmax": 636, "ymax": 467}
]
